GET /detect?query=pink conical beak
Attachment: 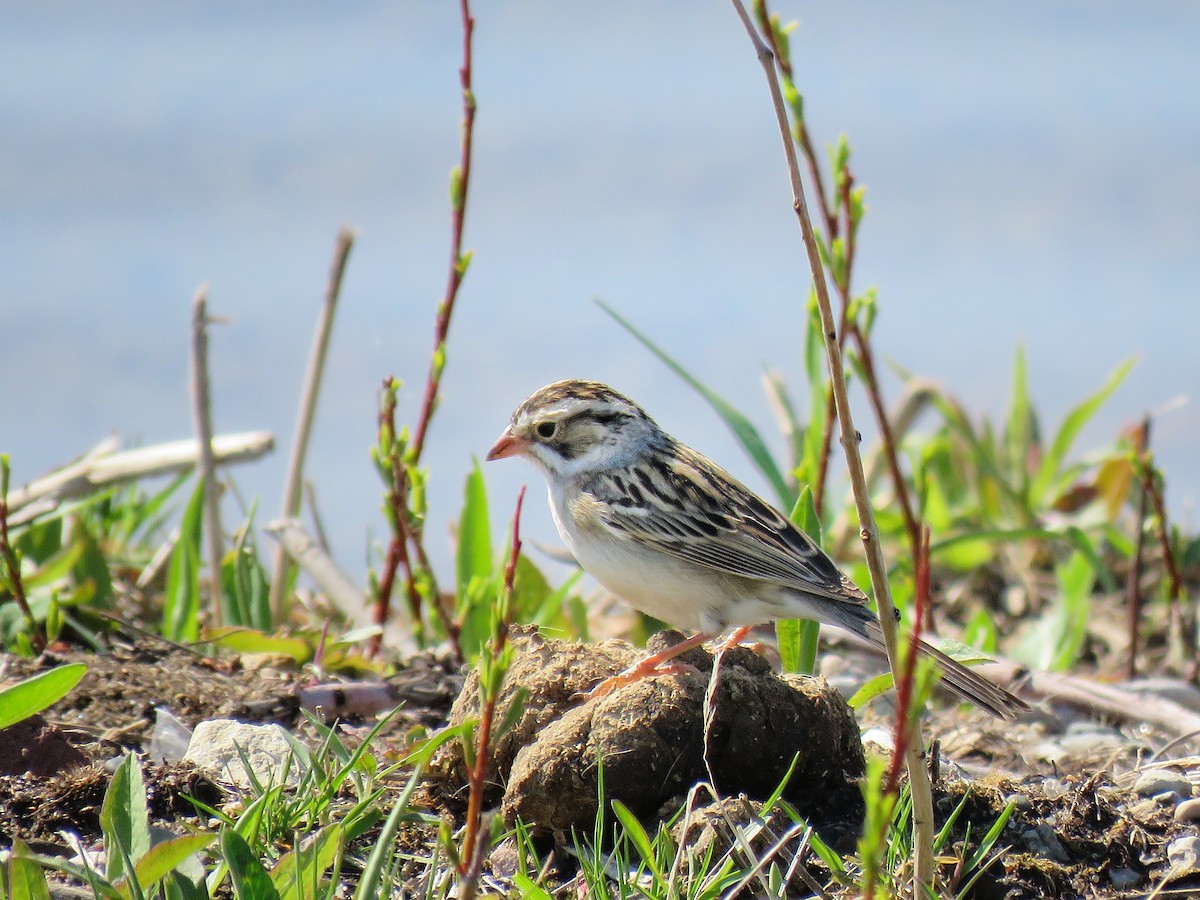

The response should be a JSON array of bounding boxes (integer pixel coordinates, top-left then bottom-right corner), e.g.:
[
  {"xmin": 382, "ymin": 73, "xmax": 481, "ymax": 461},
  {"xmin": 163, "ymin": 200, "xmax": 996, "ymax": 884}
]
[{"xmin": 486, "ymin": 426, "xmax": 525, "ymax": 461}]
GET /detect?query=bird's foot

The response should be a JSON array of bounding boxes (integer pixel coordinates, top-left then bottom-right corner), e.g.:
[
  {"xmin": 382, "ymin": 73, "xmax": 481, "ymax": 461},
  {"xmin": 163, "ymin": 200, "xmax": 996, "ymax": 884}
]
[
  {"xmin": 573, "ymin": 631, "xmax": 712, "ymax": 701},
  {"xmin": 711, "ymin": 625, "xmax": 755, "ymax": 655}
]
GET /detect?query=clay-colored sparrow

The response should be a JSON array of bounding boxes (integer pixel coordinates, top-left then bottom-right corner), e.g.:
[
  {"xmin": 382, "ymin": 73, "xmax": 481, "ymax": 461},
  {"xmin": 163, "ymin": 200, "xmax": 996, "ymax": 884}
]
[{"xmin": 487, "ymin": 379, "xmax": 1026, "ymax": 718}]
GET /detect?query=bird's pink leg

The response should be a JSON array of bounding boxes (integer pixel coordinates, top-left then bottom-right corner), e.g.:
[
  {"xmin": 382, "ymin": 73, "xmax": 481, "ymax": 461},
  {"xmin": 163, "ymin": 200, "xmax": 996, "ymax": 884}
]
[
  {"xmin": 712, "ymin": 626, "xmax": 754, "ymax": 654},
  {"xmin": 578, "ymin": 626, "xmax": 757, "ymax": 700},
  {"xmin": 578, "ymin": 632, "xmax": 712, "ymax": 699}
]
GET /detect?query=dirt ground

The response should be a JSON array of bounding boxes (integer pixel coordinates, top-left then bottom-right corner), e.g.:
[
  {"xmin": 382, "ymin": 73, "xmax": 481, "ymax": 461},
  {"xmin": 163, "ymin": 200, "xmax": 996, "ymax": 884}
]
[{"xmin": 2, "ymin": 634, "xmax": 1200, "ymax": 898}]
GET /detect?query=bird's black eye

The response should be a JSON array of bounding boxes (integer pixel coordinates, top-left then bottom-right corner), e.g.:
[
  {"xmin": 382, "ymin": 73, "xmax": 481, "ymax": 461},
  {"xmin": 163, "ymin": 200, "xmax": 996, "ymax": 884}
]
[{"xmin": 535, "ymin": 420, "xmax": 557, "ymax": 440}]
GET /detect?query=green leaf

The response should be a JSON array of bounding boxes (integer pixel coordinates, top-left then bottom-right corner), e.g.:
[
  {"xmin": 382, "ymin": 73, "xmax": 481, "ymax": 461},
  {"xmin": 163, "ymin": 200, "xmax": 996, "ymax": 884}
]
[
  {"xmin": 848, "ymin": 639, "xmax": 996, "ymax": 709},
  {"xmin": 204, "ymin": 629, "xmax": 311, "ymax": 663},
  {"xmin": 100, "ymin": 754, "xmax": 150, "ymax": 884},
  {"xmin": 455, "ymin": 459, "xmax": 492, "ymax": 596},
  {"xmin": 223, "ymin": 503, "xmax": 270, "ymax": 630},
  {"xmin": 21, "ymin": 541, "xmax": 84, "ymax": 591},
  {"xmin": 8, "ymin": 839, "xmax": 53, "ymax": 900},
  {"xmin": 597, "ymin": 299, "xmax": 793, "ymax": 508},
  {"xmin": 1003, "ymin": 344, "xmax": 1032, "ymax": 493},
  {"xmin": 121, "ymin": 472, "xmax": 191, "ymax": 546},
  {"xmin": 1030, "ymin": 357, "xmax": 1135, "ymax": 504},
  {"xmin": 221, "ymin": 830, "xmax": 280, "ymax": 900},
  {"xmin": 0, "ymin": 662, "xmax": 87, "ymax": 730},
  {"xmin": 510, "ymin": 875, "xmax": 554, "ymax": 900},
  {"xmin": 123, "ymin": 834, "xmax": 215, "ymax": 895}
]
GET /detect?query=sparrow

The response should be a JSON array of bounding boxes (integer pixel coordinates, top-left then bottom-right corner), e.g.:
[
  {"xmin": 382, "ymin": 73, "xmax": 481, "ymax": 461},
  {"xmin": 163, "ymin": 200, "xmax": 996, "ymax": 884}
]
[{"xmin": 487, "ymin": 378, "xmax": 1026, "ymax": 718}]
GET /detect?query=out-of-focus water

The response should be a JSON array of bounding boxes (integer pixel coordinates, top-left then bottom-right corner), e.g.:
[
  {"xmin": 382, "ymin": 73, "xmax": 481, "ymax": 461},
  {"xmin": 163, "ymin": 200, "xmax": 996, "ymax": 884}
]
[{"xmin": 3, "ymin": 1, "xmax": 1197, "ymax": 581}]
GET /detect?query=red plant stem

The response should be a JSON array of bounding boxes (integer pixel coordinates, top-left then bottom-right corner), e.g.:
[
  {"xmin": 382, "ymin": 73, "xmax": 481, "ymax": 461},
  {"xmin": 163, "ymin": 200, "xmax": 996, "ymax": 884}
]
[
  {"xmin": 751, "ymin": 4, "xmax": 838, "ymax": 244},
  {"xmin": 0, "ymin": 483, "xmax": 43, "ymax": 652},
  {"xmin": 410, "ymin": 0, "xmax": 476, "ymax": 464},
  {"xmin": 1129, "ymin": 418, "xmax": 1192, "ymax": 674},
  {"xmin": 1125, "ymin": 417, "xmax": 1151, "ymax": 679},
  {"xmin": 851, "ymin": 327, "xmax": 923, "ymax": 566},
  {"xmin": 459, "ymin": 486, "xmax": 525, "ymax": 879},
  {"xmin": 370, "ymin": 383, "xmax": 457, "ymax": 659},
  {"xmin": 839, "ymin": 165, "xmax": 856, "ymax": 292},
  {"xmin": 885, "ymin": 525, "xmax": 929, "ymax": 797},
  {"xmin": 813, "ymin": 296, "xmax": 852, "ymax": 515}
]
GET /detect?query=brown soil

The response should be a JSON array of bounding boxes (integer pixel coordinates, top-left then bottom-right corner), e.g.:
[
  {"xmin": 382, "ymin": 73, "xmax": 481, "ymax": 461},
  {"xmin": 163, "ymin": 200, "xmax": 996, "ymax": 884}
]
[{"xmin": 2, "ymin": 631, "xmax": 1197, "ymax": 898}]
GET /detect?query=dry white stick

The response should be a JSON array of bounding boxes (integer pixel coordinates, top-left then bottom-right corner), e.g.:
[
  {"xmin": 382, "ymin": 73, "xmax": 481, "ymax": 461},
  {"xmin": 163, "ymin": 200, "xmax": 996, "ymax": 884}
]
[
  {"xmin": 269, "ymin": 227, "xmax": 355, "ymax": 621},
  {"xmin": 190, "ymin": 286, "xmax": 225, "ymax": 625},
  {"xmin": 264, "ymin": 517, "xmax": 368, "ymax": 627},
  {"xmin": 8, "ymin": 432, "xmax": 274, "ymax": 525}
]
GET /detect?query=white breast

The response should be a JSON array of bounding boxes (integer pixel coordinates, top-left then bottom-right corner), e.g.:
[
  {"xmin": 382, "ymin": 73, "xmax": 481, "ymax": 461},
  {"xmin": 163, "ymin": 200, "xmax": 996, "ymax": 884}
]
[{"xmin": 544, "ymin": 484, "xmax": 781, "ymax": 635}]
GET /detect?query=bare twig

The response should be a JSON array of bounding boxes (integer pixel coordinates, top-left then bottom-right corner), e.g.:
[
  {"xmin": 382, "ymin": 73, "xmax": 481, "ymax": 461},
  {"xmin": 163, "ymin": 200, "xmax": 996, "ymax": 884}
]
[
  {"xmin": 410, "ymin": 0, "xmax": 477, "ymax": 464},
  {"xmin": 371, "ymin": 0, "xmax": 475, "ymax": 654},
  {"xmin": 269, "ymin": 227, "xmax": 356, "ymax": 621},
  {"xmin": 304, "ymin": 481, "xmax": 331, "ymax": 554},
  {"xmin": 730, "ymin": 1, "xmax": 935, "ymax": 888},
  {"xmin": 264, "ymin": 517, "xmax": 372, "ymax": 628},
  {"xmin": 8, "ymin": 432, "xmax": 273, "ymax": 525},
  {"xmin": 189, "ymin": 285, "xmax": 225, "ymax": 626}
]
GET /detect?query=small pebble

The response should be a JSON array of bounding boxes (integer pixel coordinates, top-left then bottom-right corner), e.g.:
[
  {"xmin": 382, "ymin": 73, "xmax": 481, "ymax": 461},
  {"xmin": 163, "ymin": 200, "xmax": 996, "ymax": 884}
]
[
  {"xmin": 1134, "ymin": 769, "xmax": 1192, "ymax": 799},
  {"xmin": 1167, "ymin": 835, "xmax": 1200, "ymax": 874},
  {"xmin": 1041, "ymin": 778, "xmax": 1068, "ymax": 801},
  {"xmin": 1020, "ymin": 823, "xmax": 1070, "ymax": 863},
  {"xmin": 1004, "ymin": 792, "xmax": 1033, "ymax": 811},
  {"xmin": 1108, "ymin": 867, "xmax": 1141, "ymax": 889},
  {"xmin": 1175, "ymin": 798, "xmax": 1200, "ymax": 822}
]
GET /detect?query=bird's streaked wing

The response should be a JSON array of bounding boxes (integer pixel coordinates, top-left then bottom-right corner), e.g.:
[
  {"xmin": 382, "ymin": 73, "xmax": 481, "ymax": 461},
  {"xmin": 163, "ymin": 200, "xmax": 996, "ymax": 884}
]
[{"xmin": 584, "ymin": 442, "xmax": 867, "ymax": 605}]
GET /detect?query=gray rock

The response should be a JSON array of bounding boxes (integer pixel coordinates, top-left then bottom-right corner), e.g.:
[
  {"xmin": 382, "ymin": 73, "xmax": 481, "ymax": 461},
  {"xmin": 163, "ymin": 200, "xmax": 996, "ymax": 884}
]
[
  {"xmin": 183, "ymin": 719, "xmax": 301, "ymax": 789},
  {"xmin": 1133, "ymin": 768, "xmax": 1192, "ymax": 799},
  {"xmin": 1167, "ymin": 835, "xmax": 1200, "ymax": 875},
  {"xmin": 1020, "ymin": 823, "xmax": 1070, "ymax": 863},
  {"xmin": 1176, "ymin": 798, "xmax": 1200, "ymax": 822},
  {"xmin": 1108, "ymin": 867, "xmax": 1140, "ymax": 889}
]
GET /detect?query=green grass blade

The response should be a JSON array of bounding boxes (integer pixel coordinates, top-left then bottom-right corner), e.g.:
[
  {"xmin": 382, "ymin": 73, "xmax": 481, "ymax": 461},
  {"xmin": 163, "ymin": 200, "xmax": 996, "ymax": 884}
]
[
  {"xmin": 610, "ymin": 799, "xmax": 663, "ymax": 882},
  {"xmin": 0, "ymin": 662, "xmax": 87, "ymax": 730},
  {"xmin": 510, "ymin": 874, "xmax": 554, "ymax": 899},
  {"xmin": 163, "ymin": 478, "xmax": 205, "ymax": 642},
  {"xmin": 777, "ymin": 488, "xmax": 821, "ymax": 673},
  {"xmin": 597, "ymin": 299, "xmax": 794, "ymax": 508},
  {"xmin": 1003, "ymin": 344, "xmax": 1032, "ymax": 497},
  {"xmin": 354, "ymin": 764, "xmax": 426, "ymax": 900},
  {"xmin": 270, "ymin": 823, "xmax": 343, "ymax": 900},
  {"xmin": 455, "ymin": 459, "xmax": 492, "ymax": 596},
  {"xmin": 1030, "ymin": 357, "xmax": 1134, "ymax": 504}
]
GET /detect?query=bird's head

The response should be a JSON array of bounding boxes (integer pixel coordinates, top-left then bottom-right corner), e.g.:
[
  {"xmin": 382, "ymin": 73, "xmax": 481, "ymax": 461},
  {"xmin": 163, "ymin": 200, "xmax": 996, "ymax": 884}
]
[{"xmin": 487, "ymin": 379, "xmax": 660, "ymax": 478}]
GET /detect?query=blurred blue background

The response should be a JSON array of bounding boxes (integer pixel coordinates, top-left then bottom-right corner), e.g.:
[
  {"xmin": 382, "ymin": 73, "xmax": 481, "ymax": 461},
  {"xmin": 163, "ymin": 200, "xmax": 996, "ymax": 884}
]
[{"xmin": 3, "ymin": 1, "xmax": 1197, "ymax": 580}]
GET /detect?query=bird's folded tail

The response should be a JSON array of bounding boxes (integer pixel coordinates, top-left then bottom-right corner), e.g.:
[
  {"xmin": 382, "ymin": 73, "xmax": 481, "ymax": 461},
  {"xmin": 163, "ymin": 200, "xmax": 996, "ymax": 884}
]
[{"xmin": 838, "ymin": 608, "xmax": 1028, "ymax": 719}]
